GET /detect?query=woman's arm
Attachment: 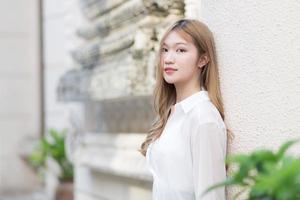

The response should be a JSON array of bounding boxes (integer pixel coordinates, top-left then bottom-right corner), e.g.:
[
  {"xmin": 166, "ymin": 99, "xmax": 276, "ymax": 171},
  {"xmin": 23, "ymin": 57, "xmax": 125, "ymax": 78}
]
[{"xmin": 190, "ymin": 122, "xmax": 227, "ymax": 200}]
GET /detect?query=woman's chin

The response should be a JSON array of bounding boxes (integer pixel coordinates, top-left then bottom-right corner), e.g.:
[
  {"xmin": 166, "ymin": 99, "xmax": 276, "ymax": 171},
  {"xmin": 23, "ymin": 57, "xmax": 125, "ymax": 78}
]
[{"xmin": 164, "ymin": 79, "xmax": 176, "ymax": 84}]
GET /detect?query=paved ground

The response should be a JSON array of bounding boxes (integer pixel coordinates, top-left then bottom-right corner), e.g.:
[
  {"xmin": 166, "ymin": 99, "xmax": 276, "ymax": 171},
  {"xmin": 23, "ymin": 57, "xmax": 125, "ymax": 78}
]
[{"xmin": 0, "ymin": 191, "xmax": 48, "ymax": 200}]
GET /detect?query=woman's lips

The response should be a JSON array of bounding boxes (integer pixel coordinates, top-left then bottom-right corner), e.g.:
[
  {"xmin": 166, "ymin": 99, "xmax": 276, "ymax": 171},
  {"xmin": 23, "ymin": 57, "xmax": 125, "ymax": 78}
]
[{"xmin": 164, "ymin": 68, "xmax": 177, "ymax": 75}]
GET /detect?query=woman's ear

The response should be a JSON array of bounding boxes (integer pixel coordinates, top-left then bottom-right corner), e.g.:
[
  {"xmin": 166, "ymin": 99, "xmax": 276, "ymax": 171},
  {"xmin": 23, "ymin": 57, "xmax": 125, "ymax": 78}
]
[{"xmin": 197, "ymin": 54, "xmax": 209, "ymax": 68}]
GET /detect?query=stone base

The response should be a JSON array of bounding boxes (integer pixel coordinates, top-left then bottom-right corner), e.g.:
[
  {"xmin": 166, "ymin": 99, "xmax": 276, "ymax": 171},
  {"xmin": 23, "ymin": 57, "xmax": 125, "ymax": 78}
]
[
  {"xmin": 75, "ymin": 167, "xmax": 151, "ymax": 200},
  {"xmin": 74, "ymin": 133, "xmax": 152, "ymax": 200}
]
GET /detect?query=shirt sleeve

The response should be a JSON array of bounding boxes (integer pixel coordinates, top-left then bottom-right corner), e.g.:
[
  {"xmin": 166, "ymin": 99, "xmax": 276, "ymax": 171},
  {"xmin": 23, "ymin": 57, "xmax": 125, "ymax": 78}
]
[{"xmin": 190, "ymin": 122, "xmax": 227, "ymax": 200}]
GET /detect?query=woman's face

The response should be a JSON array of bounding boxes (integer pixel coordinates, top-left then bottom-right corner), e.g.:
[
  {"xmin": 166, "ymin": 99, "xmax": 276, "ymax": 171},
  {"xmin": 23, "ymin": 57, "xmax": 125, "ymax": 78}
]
[{"xmin": 161, "ymin": 31, "xmax": 201, "ymax": 86}]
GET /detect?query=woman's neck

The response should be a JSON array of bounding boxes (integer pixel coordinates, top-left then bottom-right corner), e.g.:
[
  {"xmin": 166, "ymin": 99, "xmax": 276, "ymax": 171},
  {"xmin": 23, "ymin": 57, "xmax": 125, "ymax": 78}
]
[{"xmin": 175, "ymin": 85, "xmax": 202, "ymax": 104}]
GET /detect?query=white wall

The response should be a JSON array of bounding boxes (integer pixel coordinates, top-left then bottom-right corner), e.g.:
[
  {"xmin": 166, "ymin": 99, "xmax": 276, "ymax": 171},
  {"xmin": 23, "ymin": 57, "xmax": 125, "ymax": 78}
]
[
  {"xmin": 200, "ymin": 0, "xmax": 300, "ymax": 197},
  {"xmin": 43, "ymin": 0, "xmax": 84, "ymax": 197},
  {"xmin": 0, "ymin": 0, "xmax": 41, "ymax": 194}
]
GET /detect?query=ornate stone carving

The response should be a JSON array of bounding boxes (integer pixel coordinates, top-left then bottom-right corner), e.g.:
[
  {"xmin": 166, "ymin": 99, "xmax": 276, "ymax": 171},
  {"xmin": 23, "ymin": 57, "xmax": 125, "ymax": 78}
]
[
  {"xmin": 57, "ymin": 69, "xmax": 91, "ymax": 101},
  {"xmin": 79, "ymin": 0, "xmax": 127, "ymax": 20},
  {"xmin": 77, "ymin": 0, "xmax": 147, "ymax": 40},
  {"xmin": 71, "ymin": 43, "xmax": 99, "ymax": 69},
  {"xmin": 58, "ymin": 0, "xmax": 185, "ymax": 127}
]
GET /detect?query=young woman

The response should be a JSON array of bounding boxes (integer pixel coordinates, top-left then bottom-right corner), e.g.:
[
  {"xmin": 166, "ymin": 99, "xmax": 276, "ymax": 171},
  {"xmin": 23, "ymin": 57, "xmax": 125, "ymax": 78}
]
[{"xmin": 139, "ymin": 19, "xmax": 231, "ymax": 200}]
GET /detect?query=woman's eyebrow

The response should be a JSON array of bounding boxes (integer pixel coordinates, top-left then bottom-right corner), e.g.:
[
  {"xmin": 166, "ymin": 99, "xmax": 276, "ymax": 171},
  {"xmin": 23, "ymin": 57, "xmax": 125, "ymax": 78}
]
[{"xmin": 162, "ymin": 42, "xmax": 188, "ymax": 46}]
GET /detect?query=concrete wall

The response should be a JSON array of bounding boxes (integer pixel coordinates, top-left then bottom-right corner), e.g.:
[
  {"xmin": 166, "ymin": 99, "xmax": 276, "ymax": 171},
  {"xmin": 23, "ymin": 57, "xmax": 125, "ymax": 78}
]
[
  {"xmin": 201, "ymin": 0, "xmax": 300, "ymax": 152},
  {"xmin": 200, "ymin": 0, "xmax": 300, "ymax": 197},
  {"xmin": 0, "ymin": 0, "xmax": 41, "ymax": 194}
]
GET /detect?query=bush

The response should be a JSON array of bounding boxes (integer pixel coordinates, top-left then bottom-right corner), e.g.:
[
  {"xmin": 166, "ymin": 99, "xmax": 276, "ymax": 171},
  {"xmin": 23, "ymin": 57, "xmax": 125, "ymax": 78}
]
[
  {"xmin": 203, "ymin": 139, "xmax": 300, "ymax": 200},
  {"xmin": 28, "ymin": 128, "xmax": 73, "ymax": 182}
]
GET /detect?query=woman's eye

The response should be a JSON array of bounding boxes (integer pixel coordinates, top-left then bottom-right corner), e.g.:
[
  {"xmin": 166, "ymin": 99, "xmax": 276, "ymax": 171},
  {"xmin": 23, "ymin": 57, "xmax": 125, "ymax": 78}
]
[
  {"xmin": 177, "ymin": 49, "xmax": 186, "ymax": 53},
  {"xmin": 162, "ymin": 48, "xmax": 168, "ymax": 52}
]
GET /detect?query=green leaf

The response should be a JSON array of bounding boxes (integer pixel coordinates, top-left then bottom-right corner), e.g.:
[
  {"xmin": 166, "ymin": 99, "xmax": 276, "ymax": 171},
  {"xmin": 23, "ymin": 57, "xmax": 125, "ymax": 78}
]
[
  {"xmin": 276, "ymin": 139, "xmax": 300, "ymax": 161},
  {"xmin": 202, "ymin": 178, "xmax": 236, "ymax": 197}
]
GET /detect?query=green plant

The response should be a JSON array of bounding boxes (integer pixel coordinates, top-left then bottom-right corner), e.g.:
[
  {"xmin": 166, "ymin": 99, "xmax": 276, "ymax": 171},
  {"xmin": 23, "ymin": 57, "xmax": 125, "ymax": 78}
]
[
  {"xmin": 203, "ymin": 139, "xmax": 300, "ymax": 200},
  {"xmin": 28, "ymin": 128, "xmax": 73, "ymax": 182}
]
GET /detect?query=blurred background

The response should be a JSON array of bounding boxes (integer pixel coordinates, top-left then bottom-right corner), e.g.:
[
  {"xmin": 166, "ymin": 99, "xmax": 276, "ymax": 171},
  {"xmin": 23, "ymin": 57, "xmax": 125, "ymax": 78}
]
[{"xmin": 0, "ymin": 0, "xmax": 299, "ymax": 200}]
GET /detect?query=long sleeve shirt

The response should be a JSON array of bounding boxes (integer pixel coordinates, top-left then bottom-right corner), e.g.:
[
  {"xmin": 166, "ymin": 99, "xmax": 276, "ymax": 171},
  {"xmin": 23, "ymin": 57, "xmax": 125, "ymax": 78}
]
[{"xmin": 146, "ymin": 90, "xmax": 227, "ymax": 200}]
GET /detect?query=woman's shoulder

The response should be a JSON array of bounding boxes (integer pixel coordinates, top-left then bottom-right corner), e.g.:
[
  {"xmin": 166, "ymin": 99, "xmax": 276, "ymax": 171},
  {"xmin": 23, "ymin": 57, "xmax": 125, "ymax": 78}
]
[{"xmin": 189, "ymin": 100, "xmax": 225, "ymax": 129}]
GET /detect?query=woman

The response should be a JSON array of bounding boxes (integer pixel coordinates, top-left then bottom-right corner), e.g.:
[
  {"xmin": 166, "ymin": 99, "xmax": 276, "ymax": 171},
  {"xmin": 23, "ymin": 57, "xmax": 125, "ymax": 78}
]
[{"xmin": 139, "ymin": 19, "xmax": 231, "ymax": 200}]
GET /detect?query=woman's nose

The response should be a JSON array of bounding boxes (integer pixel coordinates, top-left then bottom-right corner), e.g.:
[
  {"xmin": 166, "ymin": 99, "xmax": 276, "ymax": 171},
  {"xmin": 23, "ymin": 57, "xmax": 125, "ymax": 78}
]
[{"xmin": 164, "ymin": 52, "xmax": 175, "ymax": 64}]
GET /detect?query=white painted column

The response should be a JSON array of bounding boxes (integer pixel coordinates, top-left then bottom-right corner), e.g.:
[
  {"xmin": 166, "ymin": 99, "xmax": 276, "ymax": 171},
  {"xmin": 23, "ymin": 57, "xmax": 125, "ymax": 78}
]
[{"xmin": 0, "ymin": 0, "xmax": 41, "ymax": 194}]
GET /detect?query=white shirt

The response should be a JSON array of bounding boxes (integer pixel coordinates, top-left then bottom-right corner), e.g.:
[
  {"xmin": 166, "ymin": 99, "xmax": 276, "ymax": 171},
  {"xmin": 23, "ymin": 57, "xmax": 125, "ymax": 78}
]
[{"xmin": 146, "ymin": 90, "xmax": 227, "ymax": 200}]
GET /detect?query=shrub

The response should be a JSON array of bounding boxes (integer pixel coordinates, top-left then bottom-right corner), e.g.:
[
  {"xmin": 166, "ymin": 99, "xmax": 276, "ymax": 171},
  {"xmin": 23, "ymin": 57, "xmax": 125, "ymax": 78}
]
[
  {"xmin": 204, "ymin": 139, "xmax": 300, "ymax": 200},
  {"xmin": 28, "ymin": 129, "xmax": 73, "ymax": 182}
]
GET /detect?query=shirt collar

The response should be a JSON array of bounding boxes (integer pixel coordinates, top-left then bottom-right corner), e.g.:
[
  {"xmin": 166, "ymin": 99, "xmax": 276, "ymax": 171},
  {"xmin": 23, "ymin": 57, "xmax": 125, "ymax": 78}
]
[{"xmin": 175, "ymin": 89, "xmax": 210, "ymax": 114}]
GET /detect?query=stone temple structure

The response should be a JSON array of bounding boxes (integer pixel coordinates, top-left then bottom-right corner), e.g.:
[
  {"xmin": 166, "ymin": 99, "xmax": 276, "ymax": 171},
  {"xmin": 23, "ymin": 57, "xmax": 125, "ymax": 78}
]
[{"xmin": 56, "ymin": 0, "xmax": 198, "ymax": 199}]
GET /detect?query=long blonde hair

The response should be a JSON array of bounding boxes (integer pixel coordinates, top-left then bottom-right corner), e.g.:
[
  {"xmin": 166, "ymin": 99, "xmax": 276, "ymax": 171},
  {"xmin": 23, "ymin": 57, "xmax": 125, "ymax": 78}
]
[{"xmin": 139, "ymin": 19, "xmax": 233, "ymax": 157}]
